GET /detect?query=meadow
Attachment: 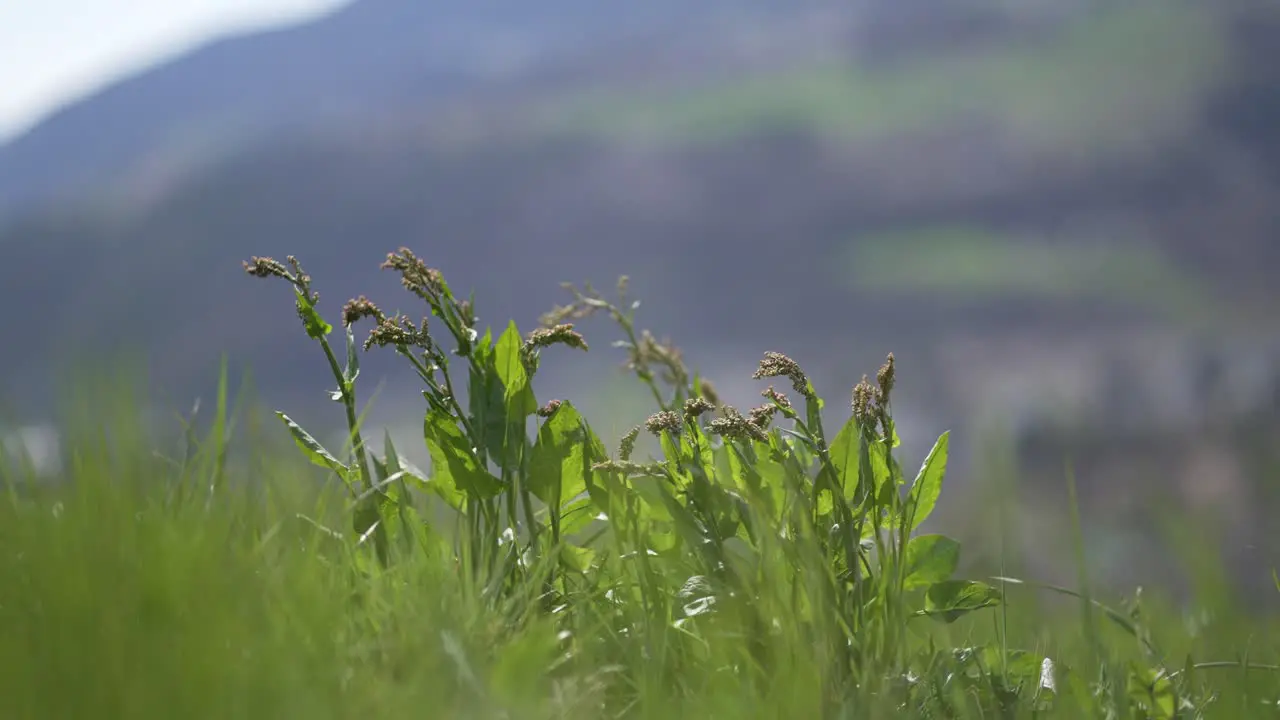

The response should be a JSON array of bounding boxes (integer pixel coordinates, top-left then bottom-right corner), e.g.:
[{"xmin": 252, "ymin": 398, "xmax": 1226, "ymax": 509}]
[{"xmin": 0, "ymin": 248, "xmax": 1277, "ymax": 719}]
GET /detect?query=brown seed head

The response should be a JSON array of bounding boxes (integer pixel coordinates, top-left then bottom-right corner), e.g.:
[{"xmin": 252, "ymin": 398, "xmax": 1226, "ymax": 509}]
[
  {"xmin": 707, "ymin": 406, "xmax": 769, "ymax": 443},
  {"xmin": 644, "ymin": 411, "xmax": 683, "ymax": 436},
  {"xmin": 876, "ymin": 353, "xmax": 896, "ymax": 400},
  {"xmin": 364, "ymin": 314, "xmax": 431, "ymax": 351},
  {"xmin": 762, "ymin": 385, "xmax": 792, "ymax": 410},
  {"xmin": 753, "ymin": 352, "xmax": 810, "ymax": 397},
  {"xmin": 342, "ymin": 296, "xmax": 385, "ymax": 327},
  {"xmin": 524, "ymin": 323, "xmax": 589, "ymax": 356},
  {"xmin": 381, "ymin": 247, "xmax": 446, "ymax": 303},
  {"xmin": 243, "ymin": 256, "xmax": 289, "ymax": 279},
  {"xmin": 537, "ymin": 399, "xmax": 563, "ymax": 418},
  {"xmin": 683, "ymin": 397, "xmax": 715, "ymax": 422}
]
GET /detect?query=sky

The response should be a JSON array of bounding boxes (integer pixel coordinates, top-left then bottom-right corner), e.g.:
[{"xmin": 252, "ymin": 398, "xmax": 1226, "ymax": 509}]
[{"xmin": 0, "ymin": 0, "xmax": 350, "ymax": 143}]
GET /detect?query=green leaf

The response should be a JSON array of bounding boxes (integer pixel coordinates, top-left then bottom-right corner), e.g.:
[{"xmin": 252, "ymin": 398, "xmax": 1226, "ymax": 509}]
[
  {"xmin": 828, "ymin": 415, "xmax": 862, "ymax": 500},
  {"xmin": 495, "ymin": 321, "xmax": 537, "ymax": 418},
  {"xmin": 907, "ymin": 431, "xmax": 949, "ymax": 531},
  {"xmin": 294, "ymin": 287, "xmax": 332, "ymax": 339},
  {"xmin": 903, "ymin": 534, "xmax": 960, "ymax": 590},
  {"xmin": 923, "ymin": 580, "xmax": 1002, "ymax": 623},
  {"xmin": 557, "ymin": 495, "xmax": 601, "ymax": 539},
  {"xmin": 528, "ymin": 402, "xmax": 591, "ymax": 515},
  {"xmin": 276, "ymin": 412, "xmax": 349, "ymax": 480},
  {"xmin": 423, "ymin": 409, "xmax": 502, "ymax": 501},
  {"xmin": 1128, "ymin": 662, "xmax": 1177, "ymax": 719},
  {"xmin": 343, "ymin": 323, "xmax": 360, "ymax": 386}
]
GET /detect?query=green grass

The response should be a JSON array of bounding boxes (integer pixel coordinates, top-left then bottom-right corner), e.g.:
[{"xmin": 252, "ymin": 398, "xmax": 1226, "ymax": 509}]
[
  {"xmin": 836, "ymin": 224, "xmax": 1222, "ymax": 322},
  {"xmin": 539, "ymin": 2, "xmax": 1228, "ymax": 155},
  {"xmin": 1, "ymin": 251, "xmax": 1277, "ymax": 718}
]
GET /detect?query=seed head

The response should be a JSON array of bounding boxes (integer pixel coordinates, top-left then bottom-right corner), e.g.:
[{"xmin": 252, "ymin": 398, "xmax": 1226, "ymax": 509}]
[
  {"xmin": 342, "ymin": 296, "xmax": 385, "ymax": 327},
  {"xmin": 364, "ymin": 314, "xmax": 431, "ymax": 351},
  {"xmin": 683, "ymin": 397, "xmax": 715, "ymax": 422},
  {"xmin": 618, "ymin": 425, "xmax": 642, "ymax": 461},
  {"xmin": 852, "ymin": 375, "xmax": 877, "ymax": 427},
  {"xmin": 876, "ymin": 353, "xmax": 896, "ymax": 401},
  {"xmin": 747, "ymin": 404, "xmax": 780, "ymax": 431},
  {"xmin": 537, "ymin": 399, "xmax": 563, "ymax": 418},
  {"xmin": 753, "ymin": 352, "xmax": 811, "ymax": 397},
  {"xmin": 243, "ymin": 256, "xmax": 289, "ymax": 279},
  {"xmin": 381, "ymin": 247, "xmax": 446, "ymax": 304},
  {"xmin": 762, "ymin": 385, "xmax": 792, "ymax": 410},
  {"xmin": 707, "ymin": 406, "xmax": 769, "ymax": 443},
  {"xmin": 523, "ymin": 324, "xmax": 589, "ymax": 356},
  {"xmin": 644, "ymin": 411, "xmax": 683, "ymax": 436}
]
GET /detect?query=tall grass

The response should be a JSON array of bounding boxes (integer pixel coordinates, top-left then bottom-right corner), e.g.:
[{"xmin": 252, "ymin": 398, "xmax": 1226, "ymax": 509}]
[{"xmin": 0, "ymin": 249, "xmax": 1275, "ymax": 718}]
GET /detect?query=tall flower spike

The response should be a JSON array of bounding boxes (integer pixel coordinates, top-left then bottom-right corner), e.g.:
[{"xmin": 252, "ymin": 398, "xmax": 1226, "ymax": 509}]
[
  {"xmin": 876, "ymin": 352, "xmax": 896, "ymax": 402},
  {"xmin": 523, "ymin": 324, "xmax": 589, "ymax": 355}
]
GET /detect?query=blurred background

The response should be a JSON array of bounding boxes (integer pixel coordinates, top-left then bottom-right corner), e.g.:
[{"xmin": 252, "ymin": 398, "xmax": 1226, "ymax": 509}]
[{"xmin": 1, "ymin": 0, "xmax": 1277, "ymax": 598}]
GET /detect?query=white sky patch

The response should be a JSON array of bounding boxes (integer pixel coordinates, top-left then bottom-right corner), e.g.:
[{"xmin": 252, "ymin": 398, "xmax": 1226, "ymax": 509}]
[{"xmin": 0, "ymin": 0, "xmax": 350, "ymax": 142}]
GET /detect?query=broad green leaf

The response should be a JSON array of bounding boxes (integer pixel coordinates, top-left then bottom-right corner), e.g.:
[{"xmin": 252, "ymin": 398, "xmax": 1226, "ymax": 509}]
[
  {"xmin": 528, "ymin": 402, "xmax": 590, "ymax": 514},
  {"xmin": 294, "ymin": 287, "xmax": 332, "ymax": 339},
  {"xmin": 495, "ymin": 321, "xmax": 537, "ymax": 418},
  {"xmin": 828, "ymin": 415, "xmax": 862, "ymax": 500},
  {"xmin": 903, "ymin": 534, "xmax": 960, "ymax": 589},
  {"xmin": 276, "ymin": 412, "xmax": 349, "ymax": 481},
  {"xmin": 423, "ymin": 409, "xmax": 502, "ymax": 500},
  {"xmin": 907, "ymin": 432, "xmax": 950, "ymax": 530},
  {"xmin": 923, "ymin": 580, "xmax": 1002, "ymax": 623},
  {"xmin": 557, "ymin": 495, "xmax": 601, "ymax": 539},
  {"xmin": 632, "ymin": 475, "xmax": 674, "ymax": 522}
]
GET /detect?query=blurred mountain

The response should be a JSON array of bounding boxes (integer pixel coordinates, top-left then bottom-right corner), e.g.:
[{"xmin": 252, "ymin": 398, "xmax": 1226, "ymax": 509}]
[
  {"xmin": 1, "ymin": 0, "xmax": 1277, "ymax": 439},
  {"xmin": 0, "ymin": 0, "xmax": 817, "ymax": 217}
]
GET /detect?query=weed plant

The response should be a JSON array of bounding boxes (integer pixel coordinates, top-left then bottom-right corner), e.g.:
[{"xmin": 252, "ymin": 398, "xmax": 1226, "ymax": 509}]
[{"xmin": 0, "ymin": 248, "xmax": 1276, "ymax": 718}]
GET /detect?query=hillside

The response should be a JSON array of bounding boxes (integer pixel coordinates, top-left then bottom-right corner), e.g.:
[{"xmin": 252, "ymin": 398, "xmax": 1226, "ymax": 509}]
[{"xmin": 0, "ymin": 0, "xmax": 1277, "ymax": 446}]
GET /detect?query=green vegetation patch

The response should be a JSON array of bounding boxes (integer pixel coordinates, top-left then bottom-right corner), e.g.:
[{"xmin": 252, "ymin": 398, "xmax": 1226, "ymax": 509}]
[
  {"xmin": 839, "ymin": 224, "xmax": 1221, "ymax": 322},
  {"xmin": 541, "ymin": 2, "xmax": 1228, "ymax": 155},
  {"xmin": 1, "ymin": 249, "xmax": 1275, "ymax": 717}
]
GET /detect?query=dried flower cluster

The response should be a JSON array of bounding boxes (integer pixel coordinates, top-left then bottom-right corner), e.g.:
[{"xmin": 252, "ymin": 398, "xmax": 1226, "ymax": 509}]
[
  {"xmin": 380, "ymin": 247, "xmax": 446, "ymax": 306},
  {"xmin": 706, "ymin": 406, "xmax": 769, "ymax": 443},
  {"xmin": 364, "ymin": 314, "xmax": 432, "ymax": 352},
  {"xmin": 753, "ymin": 352, "xmax": 811, "ymax": 398},
  {"xmin": 644, "ymin": 410, "xmax": 683, "ymax": 437},
  {"xmin": 853, "ymin": 353, "xmax": 897, "ymax": 438}
]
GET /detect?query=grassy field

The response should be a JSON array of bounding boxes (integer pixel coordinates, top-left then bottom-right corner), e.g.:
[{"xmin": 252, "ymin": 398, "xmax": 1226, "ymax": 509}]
[
  {"xmin": 835, "ymin": 225, "xmax": 1224, "ymax": 325},
  {"xmin": 1, "ymin": 250, "xmax": 1277, "ymax": 719}
]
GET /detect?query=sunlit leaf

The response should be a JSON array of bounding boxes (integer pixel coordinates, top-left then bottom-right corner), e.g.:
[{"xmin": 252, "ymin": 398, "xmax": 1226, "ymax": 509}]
[
  {"xmin": 276, "ymin": 412, "xmax": 349, "ymax": 481},
  {"xmin": 907, "ymin": 432, "xmax": 949, "ymax": 530},
  {"xmin": 923, "ymin": 580, "xmax": 1002, "ymax": 623},
  {"xmin": 528, "ymin": 402, "xmax": 591, "ymax": 516},
  {"xmin": 423, "ymin": 409, "xmax": 502, "ymax": 502},
  {"xmin": 903, "ymin": 534, "xmax": 960, "ymax": 589},
  {"xmin": 495, "ymin": 321, "xmax": 537, "ymax": 418}
]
